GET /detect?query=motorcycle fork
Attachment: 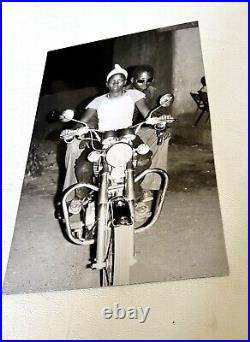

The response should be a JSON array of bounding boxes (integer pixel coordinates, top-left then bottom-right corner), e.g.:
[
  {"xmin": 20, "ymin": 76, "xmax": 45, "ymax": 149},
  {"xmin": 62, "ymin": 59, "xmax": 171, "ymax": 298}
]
[
  {"xmin": 94, "ymin": 162, "xmax": 136, "ymax": 270},
  {"xmin": 125, "ymin": 161, "xmax": 135, "ymax": 219},
  {"xmin": 94, "ymin": 164, "xmax": 109, "ymax": 270},
  {"xmin": 124, "ymin": 161, "xmax": 136, "ymax": 266}
]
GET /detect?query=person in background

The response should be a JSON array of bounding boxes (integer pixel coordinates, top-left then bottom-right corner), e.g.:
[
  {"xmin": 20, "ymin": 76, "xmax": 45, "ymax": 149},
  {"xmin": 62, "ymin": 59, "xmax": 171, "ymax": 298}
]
[
  {"xmin": 126, "ymin": 65, "xmax": 158, "ymax": 123},
  {"xmin": 199, "ymin": 76, "xmax": 207, "ymax": 94},
  {"xmin": 198, "ymin": 76, "xmax": 208, "ymax": 111}
]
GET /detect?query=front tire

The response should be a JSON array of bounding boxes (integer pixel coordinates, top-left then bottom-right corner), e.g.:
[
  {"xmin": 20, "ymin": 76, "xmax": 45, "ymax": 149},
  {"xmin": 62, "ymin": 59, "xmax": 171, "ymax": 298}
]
[
  {"xmin": 101, "ymin": 226, "xmax": 114, "ymax": 286},
  {"xmin": 101, "ymin": 224, "xmax": 134, "ymax": 286}
]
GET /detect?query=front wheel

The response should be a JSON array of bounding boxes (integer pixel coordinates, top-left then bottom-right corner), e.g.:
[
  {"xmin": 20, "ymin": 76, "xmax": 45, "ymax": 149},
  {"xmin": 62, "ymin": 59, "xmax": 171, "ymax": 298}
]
[
  {"xmin": 101, "ymin": 226, "xmax": 114, "ymax": 286},
  {"xmin": 101, "ymin": 224, "xmax": 134, "ymax": 286}
]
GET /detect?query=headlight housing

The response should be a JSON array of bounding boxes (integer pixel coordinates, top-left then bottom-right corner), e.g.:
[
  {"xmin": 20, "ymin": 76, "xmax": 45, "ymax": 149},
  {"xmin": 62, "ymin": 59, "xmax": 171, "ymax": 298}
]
[{"xmin": 106, "ymin": 143, "xmax": 133, "ymax": 167}]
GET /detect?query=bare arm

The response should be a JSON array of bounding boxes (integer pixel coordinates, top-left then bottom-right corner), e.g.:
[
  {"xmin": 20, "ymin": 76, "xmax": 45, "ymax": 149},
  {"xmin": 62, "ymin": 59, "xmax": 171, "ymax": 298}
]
[
  {"xmin": 79, "ymin": 108, "xmax": 97, "ymax": 123},
  {"xmin": 136, "ymin": 92, "xmax": 174, "ymax": 119},
  {"xmin": 60, "ymin": 107, "xmax": 98, "ymax": 140},
  {"xmin": 135, "ymin": 98, "xmax": 151, "ymax": 119},
  {"xmin": 75, "ymin": 108, "xmax": 98, "ymax": 129}
]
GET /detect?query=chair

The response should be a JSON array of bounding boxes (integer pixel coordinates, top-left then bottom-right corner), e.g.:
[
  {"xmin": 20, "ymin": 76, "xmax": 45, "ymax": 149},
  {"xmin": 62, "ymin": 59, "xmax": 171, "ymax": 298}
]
[{"xmin": 190, "ymin": 91, "xmax": 210, "ymax": 126}]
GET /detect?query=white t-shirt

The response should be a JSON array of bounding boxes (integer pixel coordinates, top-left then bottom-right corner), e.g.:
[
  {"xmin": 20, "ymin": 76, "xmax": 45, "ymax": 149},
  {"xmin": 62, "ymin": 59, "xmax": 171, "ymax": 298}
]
[{"xmin": 86, "ymin": 89, "xmax": 145, "ymax": 131}]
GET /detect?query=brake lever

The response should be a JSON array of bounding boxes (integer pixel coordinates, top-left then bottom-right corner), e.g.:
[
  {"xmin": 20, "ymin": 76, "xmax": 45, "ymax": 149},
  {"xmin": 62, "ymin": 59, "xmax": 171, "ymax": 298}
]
[
  {"xmin": 154, "ymin": 117, "xmax": 177, "ymax": 145},
  {"xmin": 153, "ymin": 122, "xmax": 166, "ymax": 146}
]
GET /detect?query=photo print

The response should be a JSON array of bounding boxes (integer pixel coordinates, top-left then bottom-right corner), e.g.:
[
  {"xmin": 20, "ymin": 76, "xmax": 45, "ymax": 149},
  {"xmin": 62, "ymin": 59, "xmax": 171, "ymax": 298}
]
[{"xmin": 3, "ymin": 21, "xmax": 229, "ymax": 294}]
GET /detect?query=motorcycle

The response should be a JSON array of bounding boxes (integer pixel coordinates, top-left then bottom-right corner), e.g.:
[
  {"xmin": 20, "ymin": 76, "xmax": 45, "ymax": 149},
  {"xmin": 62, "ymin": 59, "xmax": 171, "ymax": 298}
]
[{"xmin": 59, "ymin": 94, "xmax": 176, "ymax": 286}]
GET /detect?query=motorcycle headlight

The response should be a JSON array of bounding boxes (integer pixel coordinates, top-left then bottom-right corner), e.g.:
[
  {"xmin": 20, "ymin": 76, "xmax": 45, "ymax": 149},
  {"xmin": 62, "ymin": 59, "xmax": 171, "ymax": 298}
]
[
  {"xmin": 106, "ymin": 143, "xmax": 133, "ymax": 167},
  {"xmin": 87, "ymin": 151, "xmax": 101, "ymax": 163}
]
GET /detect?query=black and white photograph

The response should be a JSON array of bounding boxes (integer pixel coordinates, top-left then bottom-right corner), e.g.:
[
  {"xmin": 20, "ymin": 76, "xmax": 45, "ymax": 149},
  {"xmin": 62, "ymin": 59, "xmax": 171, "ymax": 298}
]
[{"xmin": 3, "ymin": 21, "xmax": 229, "ymax": 293}]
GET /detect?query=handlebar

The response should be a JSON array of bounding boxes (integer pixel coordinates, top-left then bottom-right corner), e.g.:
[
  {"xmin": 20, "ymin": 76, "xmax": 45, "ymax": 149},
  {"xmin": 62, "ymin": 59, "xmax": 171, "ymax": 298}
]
[
  {"xmin": 59, "ymin": 109, "xmax": 178, "ymax": 143},
  {"xmin": 133, "ymin": 116, "xmax": 177, "ymax": 135}
]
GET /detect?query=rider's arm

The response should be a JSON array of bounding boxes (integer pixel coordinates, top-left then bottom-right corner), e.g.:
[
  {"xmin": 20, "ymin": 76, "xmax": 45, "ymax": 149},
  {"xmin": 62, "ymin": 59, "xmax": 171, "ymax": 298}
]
[
  {"xmin": 137, "ymin": 93, "xmax": 175, "ymax": 118},
  {"xmin": 60, "ymin": 108, "xmax": 98, "ymax": 141},
  {"xmin": 77, "ymin": 108, "xmax": 98, "ymax": 129},
  {"xmin": 135, "ymin": 98, "xmax": 151, "ymax": 119}
]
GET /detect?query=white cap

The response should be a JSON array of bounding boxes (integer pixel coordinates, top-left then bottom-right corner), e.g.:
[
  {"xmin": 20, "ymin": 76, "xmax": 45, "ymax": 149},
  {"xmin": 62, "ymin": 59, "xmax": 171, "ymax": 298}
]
[{"xmin": 106, "ymin": 64, "xmax": 128, "ymax": 83}]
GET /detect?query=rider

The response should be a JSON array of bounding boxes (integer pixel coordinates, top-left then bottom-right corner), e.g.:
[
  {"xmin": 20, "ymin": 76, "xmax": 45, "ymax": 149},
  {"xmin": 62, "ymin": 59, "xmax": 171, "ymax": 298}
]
[
  {"xmin": 63, "ymin": 64, "xmax": 158, "ymax": 214},
  {"xmin": 126, "ymin": 64, "xmax": 159, "ymax": 123},
  {"xmin": 126, "ymin": 65, "xmax": 174, "ymax": 190}
]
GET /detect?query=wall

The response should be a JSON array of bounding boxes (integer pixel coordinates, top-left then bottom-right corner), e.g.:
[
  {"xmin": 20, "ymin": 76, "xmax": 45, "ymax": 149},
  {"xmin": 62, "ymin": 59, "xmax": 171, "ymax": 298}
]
[
  {"xmin": 171, "ymin": 27, "xmax": 206, "ymax": 116},
  {"xmin": 113, "ymin": 25, "xmax": 206, "ymax": 118},
  {"xmin": 113, "ymin": 29, "xmax": 173, "ymax": 94}
]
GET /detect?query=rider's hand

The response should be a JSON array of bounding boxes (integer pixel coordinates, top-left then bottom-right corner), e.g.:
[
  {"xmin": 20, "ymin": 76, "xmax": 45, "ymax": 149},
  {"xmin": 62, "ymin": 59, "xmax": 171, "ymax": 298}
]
[
  {"xmin": 60, "ymin": 129, "xmax": 75, "ymax": 141},
  {"xmin": 146, "ymin": 114, "xmax": 176, "ymax": 126},
  {"xmin": 146, "ymin": 115, "xmax": 168, "ymax": 125},
  {"xmin": 75, "ymin": 126, "xmax": 89, "ymax": 137},
  {"xmin": 146, "ymin": 117, "xmax": 161, "ymax": 125},
  {"xmin": 166, "ymin": 114, "xmax": 176, "ymax": 123}
]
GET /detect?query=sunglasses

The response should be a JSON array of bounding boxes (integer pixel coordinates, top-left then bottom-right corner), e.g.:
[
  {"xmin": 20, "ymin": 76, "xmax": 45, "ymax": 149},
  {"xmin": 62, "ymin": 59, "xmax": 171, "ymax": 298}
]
[{"xmin": 136, "ymin": 78, "xmax": 153, "ymax": 84}]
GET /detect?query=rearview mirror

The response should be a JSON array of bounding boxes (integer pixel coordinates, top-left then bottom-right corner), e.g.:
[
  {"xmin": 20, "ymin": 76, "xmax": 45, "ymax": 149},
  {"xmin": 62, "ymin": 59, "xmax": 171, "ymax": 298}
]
[
  {"xmin": 60, "ymin": 109, "xmax": 75, "ymax": 122},
  {"xmin": 159, "ymin": 93, "xmax": 174, "ymax": 107}
]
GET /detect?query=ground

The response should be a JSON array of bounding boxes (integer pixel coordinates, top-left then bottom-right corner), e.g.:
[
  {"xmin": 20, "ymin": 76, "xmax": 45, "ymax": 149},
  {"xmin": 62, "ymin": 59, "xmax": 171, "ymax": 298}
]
[{"xmin": 3, "ymin": 128, "xmax": 229, "ymax": 294}]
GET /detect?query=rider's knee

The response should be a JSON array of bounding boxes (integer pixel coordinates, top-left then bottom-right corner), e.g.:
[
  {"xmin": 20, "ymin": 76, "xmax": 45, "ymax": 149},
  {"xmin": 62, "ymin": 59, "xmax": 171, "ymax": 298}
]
[
  {"xmin": 137, "ymin": 151, "xmax": 152, "ymax": 170},
  {"xmin": 66, "ymin": 139, "xmax": 80, "ymax": 153},
  {"xmin": 65, "ymin": 139, "xmax": 82, "ymax": 166},
  {"xmin": 75, "ymin": 149, "xmax": 94, "ymax": 184}
]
